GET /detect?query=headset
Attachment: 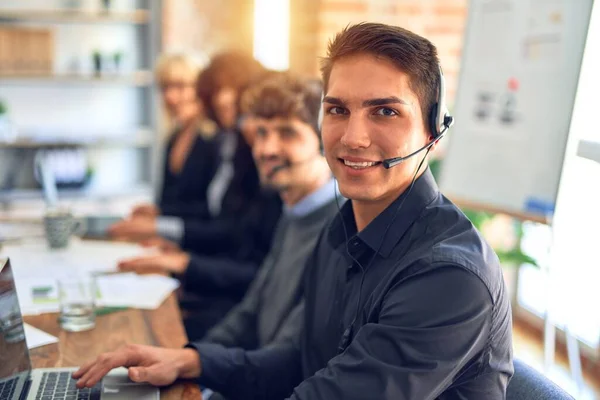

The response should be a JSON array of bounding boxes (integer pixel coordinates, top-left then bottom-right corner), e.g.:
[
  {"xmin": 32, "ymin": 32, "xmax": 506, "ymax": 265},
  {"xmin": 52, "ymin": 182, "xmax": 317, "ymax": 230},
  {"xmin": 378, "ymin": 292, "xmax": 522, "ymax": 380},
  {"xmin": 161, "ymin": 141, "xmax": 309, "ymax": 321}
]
[
  {"xmin": 335, "ymin": 64, "xmax": 454, "ymax": 355},
  {"xmin": 382, "ymin": 65, "xmax": 454, "ymax": 169}
]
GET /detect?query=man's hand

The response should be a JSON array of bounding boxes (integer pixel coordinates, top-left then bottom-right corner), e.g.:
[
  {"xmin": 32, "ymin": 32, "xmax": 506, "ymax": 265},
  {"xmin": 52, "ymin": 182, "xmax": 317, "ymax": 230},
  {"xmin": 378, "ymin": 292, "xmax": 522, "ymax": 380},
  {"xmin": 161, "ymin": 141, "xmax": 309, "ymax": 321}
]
[
  {"xmin": 108, "ymin": 218, "xmax": 157, "ymax": 241},
  {"xmin": 140, "ymin": 237, "xmax": 181, "ymax": 253},
  {"xmin": 118, "ymin": 252, "xmax": 191, "ymax": 274},
  {"xmin": 131, "ymin": 203, "xmax": 160, "ymax": 219},
  {"xmin": 72, "ymin": 344, "xmax": 201, "ymax": 388}
]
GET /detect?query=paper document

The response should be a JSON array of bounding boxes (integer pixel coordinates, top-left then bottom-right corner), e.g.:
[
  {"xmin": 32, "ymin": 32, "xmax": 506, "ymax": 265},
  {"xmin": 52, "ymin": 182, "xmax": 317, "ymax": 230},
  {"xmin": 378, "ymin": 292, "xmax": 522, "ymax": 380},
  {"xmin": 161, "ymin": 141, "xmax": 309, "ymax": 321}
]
[
  {"xmin": 0, "ymin": 239, "xmax": 155, "ymax": 280},
  {"xmin": 15, "ymin": 273, "xmax": 179, "ymax": 315},
  {"xmin": 96, "ymin": 273, "xmax": 180, "ymax": 310},
  {"xmin": 24, "ymin": 323, "xmax": 58, "ymax": 349}
]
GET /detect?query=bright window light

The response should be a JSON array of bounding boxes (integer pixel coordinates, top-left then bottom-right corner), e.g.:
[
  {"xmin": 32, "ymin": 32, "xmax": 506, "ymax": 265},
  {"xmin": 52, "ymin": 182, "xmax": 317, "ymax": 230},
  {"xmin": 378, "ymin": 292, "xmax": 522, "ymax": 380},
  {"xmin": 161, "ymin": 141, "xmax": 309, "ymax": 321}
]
[{"xmin": 253, "ymin": 0, "xmax": 290, "ymax": 70}]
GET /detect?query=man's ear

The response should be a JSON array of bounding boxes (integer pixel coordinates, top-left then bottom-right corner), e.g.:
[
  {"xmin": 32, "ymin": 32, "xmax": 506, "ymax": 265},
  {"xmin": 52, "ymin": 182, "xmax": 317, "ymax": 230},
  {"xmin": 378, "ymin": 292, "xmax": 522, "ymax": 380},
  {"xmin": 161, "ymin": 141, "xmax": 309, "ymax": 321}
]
[{"xmin": 428, "ymin": 135, "xmax": 439, "ymax": 153}]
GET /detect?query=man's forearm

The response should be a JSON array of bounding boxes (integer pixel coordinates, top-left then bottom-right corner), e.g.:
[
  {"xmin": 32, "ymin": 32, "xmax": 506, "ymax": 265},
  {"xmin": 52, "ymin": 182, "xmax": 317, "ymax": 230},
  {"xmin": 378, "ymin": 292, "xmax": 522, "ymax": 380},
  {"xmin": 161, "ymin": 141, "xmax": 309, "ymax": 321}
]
[{"xmin": 187, "ymin": 343, "xmax": 302, "ymax": 400}]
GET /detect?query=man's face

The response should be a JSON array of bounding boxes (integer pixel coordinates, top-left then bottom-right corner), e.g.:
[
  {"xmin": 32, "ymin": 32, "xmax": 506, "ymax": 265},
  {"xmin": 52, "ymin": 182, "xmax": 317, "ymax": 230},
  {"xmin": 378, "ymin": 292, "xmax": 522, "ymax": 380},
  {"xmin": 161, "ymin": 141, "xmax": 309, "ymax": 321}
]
[
  {"xmin": 160, "ymin": 80, "xmax": 198, "ymax": 121},
  {"xmin": 252, "ymin": 116, "xmax": 321, "ymax": 190},
  {"xmin": 321, "ymin": 53, "xmax": 430, "ymax": 205}
]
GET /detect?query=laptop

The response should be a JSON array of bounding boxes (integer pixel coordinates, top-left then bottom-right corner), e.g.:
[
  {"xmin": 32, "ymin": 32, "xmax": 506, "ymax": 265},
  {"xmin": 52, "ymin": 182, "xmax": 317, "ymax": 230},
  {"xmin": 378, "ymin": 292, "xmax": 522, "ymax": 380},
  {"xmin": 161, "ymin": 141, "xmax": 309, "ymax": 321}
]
[
  {"xmin": 35, "ymin": 153, "xmax": 123, "ymax": 239},
  {"xmin": 0, "ymin": 258, "xmax": 159, "ymax": 400}
]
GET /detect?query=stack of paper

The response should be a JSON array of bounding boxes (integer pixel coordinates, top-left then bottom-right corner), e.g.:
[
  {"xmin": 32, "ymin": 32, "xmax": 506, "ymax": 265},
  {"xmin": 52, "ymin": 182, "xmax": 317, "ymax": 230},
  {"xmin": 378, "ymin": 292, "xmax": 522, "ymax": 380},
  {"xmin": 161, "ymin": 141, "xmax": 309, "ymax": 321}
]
[
  {"xmin": 0, "ymin": 240, "xmax": 172, "ymax": 315},
  {"xmin": 0, "ymin": 239, "xmax": 154, "ymax": 279},
  {"xmin": 96, "ymin": 273, "xmax": 180, "ymax": 310},
  {"xmin": 15, "ymin": 273, "xmax": 179, "ymax": 316}
]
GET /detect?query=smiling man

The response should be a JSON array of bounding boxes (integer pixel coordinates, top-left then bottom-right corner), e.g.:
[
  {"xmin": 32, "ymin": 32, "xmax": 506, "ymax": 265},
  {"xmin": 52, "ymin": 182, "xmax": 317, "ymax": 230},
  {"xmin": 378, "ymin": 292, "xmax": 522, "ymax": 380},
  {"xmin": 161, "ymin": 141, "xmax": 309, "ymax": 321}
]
[{"xmin": 73, "ymin": 23, "xmax": 513, "ymax": 399}]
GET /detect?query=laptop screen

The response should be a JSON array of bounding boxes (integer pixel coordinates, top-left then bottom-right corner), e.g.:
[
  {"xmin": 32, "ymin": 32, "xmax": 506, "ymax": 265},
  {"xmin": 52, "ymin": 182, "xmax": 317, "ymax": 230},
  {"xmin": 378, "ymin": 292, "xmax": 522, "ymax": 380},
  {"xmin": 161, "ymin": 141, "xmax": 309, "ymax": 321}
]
[{"xmin": 0, "ymin": 259, "xmax": 32, "ymax": 380}]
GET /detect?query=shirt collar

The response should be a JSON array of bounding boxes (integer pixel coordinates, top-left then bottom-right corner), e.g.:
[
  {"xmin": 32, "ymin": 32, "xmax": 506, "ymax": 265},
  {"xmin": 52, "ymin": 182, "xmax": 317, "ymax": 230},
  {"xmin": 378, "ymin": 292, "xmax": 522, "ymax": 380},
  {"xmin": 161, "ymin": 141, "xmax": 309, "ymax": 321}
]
[
  {"xmin": 329, "ymin": 167, "xmax": 440, "ymax": 258},
  {"xmin": 285, "ymin": 178, "xmax": 338, "ymax": 218}
]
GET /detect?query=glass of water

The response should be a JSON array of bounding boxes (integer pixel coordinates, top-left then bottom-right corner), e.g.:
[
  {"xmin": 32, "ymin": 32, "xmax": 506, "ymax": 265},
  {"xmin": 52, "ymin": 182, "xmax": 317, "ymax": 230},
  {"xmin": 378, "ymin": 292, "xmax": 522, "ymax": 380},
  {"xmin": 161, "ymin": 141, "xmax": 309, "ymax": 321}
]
[{"xmin": 57, "ymin": 275, "xmax": 96, "ymax": 332}]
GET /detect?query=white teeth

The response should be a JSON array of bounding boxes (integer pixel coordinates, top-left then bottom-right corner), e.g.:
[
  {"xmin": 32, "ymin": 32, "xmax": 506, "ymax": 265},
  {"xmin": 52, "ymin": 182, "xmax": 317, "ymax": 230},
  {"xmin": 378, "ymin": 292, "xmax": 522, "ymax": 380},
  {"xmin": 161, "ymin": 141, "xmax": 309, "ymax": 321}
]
[{"xmin": 343, "ymin": 160, "xmax": 377, "ymax": 168}]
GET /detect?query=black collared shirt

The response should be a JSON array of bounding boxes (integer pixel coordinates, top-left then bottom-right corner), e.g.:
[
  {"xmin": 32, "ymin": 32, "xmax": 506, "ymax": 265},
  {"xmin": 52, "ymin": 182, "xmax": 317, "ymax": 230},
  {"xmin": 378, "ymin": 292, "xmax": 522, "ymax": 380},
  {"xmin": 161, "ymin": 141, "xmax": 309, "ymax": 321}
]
[{"xmin": 196, "ymin": 168, "xmax": 514, "ymax": 400}]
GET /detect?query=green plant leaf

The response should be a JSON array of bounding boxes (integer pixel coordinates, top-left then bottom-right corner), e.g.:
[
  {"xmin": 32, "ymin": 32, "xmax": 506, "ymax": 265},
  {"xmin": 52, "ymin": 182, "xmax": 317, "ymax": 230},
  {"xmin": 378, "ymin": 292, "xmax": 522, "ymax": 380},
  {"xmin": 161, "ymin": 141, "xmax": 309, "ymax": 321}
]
[{"xmin": 496, "ymin": 249, "xmax": 538, "ymax": 268}]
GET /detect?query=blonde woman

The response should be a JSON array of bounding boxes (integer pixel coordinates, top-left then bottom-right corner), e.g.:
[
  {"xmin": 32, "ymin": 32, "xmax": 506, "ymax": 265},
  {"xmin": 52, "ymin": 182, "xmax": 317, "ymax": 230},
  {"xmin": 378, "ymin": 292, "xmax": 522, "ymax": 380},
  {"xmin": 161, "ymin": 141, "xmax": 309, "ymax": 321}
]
[{"xmin": 115, "ymin": 53, "xmax": 219, "ymax": 239}]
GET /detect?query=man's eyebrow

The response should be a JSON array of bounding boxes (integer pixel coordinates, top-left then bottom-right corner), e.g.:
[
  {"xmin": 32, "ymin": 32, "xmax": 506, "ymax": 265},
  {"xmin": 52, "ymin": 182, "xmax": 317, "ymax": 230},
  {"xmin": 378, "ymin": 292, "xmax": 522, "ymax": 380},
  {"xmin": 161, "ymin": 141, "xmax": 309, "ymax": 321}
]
[
  {"xmin": 362, "ymin": 97, "xmax": 411, "ymax": 107},
  {"xmin": 322, "ymin": 96, "xmax": 344, "ymax": 105},
  {"xmin": 276, "ymin": 124, "xmax": 296, "ymax": 134},
  {"xmin": 322, "ymin": 96, "xmax": 412, "ymax": 107}
]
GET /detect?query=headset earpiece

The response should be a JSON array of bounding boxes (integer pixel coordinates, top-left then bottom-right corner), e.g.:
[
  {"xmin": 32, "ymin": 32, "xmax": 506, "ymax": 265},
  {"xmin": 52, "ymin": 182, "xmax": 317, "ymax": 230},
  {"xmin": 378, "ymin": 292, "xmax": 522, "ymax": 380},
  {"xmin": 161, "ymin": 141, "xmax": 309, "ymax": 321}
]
[
  {"xmin": 428, "ymin": 103, "xmax": 441, "ymax": 139},
  {"xmin": 428, "ymin": 64, "xmax": 454, "ymax": 139}
]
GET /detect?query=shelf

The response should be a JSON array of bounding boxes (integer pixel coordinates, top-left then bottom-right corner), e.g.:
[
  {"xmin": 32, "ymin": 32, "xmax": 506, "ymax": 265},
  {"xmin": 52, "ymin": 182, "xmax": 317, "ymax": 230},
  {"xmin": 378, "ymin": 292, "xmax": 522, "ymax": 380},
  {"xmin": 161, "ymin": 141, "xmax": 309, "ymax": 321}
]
[
  {"xmin": 0, "ymin": 131, "xmax": 154, "ymax": 149},
  {"xmin": 577, "ymin": 139, "xmax": 600, "ymax": 164},
  {"xmin": 0, "ymin": 9, "xmax": 150, "ymax": 24},
  {"xmin": 0, "ymin": 71, "xmax": 153, "ymax": 86}
]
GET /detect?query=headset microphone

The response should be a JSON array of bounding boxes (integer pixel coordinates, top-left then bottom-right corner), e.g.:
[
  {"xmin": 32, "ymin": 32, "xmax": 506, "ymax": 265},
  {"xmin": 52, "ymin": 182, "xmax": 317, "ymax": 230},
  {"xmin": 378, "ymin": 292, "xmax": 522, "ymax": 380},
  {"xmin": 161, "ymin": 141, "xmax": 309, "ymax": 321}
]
[
  {"xmin": 382, "ymin": 117, "xmax": 453, "ymax": 169},
  {"xmin": 381, "ymin": 64, "xmax": 455, "ymax": 170}
]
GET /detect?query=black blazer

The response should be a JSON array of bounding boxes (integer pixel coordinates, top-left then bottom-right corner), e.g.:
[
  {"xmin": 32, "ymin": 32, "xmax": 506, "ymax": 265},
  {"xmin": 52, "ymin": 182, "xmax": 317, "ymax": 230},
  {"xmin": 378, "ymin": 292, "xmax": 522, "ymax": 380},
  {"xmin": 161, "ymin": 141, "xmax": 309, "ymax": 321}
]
[{"xmin": 158, "ymin": 128, "xmax": 219, "ymax": 219}]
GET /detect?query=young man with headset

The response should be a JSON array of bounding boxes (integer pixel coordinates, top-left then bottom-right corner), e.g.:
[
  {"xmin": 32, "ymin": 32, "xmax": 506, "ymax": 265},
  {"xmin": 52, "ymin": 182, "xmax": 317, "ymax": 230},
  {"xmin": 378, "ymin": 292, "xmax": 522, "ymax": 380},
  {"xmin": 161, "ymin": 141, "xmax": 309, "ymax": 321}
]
[{"xmin": 73, "ymin": 23, "xmax": 513, "ymax": 399}]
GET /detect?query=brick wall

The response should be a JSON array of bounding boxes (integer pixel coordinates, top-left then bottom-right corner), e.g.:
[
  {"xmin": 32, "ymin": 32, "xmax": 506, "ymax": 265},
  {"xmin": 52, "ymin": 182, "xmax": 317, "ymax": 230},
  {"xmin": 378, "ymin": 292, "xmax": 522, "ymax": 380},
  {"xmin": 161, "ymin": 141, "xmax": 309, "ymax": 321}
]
[
  {"xmin": 162, "ymin": 0, "xmax": 253, "ymax": 60},
  {"xmin": 163, "ymin": 0, "xmax": 467, "ymax": 104},
  {"xmin": 291, "ymin": 0, "xmax": 467, "ymax": 105}
]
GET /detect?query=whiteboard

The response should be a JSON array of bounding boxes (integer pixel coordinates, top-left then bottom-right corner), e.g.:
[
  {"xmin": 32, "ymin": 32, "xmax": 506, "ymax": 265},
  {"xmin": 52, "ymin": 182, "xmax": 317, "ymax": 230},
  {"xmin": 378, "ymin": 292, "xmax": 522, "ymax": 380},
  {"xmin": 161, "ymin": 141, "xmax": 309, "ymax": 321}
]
[{"xmin": 439, "ymin": 0, "xmax": 594, "ymax": 222}]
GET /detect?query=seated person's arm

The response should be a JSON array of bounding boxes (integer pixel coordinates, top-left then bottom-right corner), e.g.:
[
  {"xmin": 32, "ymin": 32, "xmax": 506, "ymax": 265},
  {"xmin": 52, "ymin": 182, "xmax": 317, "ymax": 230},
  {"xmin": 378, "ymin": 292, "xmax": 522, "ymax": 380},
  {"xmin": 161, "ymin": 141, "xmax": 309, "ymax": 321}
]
[
  {"xmin": 183, "ymin": 253, "xmax": 260, "ymax": 294},
  {"xmin": 73, "ymin": 345, "xmax": 200, "ymax": 388},
  {"xmin": 179, "ymin": 217, "xmax": 238, "ymax": 254},
  {"xmin": 73, "ymin": 343, "xmax": 303, "ymax": 400},
  {"xmin": 286, "ymin": 266, "xmax": 500, "ymax": 400},
  {"xmin": 160, "ymin": 200, "xmax": 211, "ymax": 220},
  {"xmin": 201, "ymin": 256, "xmax": 273, "ymax": 349}
]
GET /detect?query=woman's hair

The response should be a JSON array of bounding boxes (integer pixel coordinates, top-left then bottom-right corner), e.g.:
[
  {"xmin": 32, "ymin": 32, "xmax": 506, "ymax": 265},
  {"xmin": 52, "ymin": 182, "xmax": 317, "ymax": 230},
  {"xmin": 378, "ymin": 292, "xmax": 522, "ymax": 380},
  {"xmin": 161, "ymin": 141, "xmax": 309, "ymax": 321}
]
[
  {"xmin": 155, "ymin": 53, "xmax": 203, "ymax": 87},
  {"xmin": 196, "ymin": 51, "xmax": 266, "ymax": 124}
]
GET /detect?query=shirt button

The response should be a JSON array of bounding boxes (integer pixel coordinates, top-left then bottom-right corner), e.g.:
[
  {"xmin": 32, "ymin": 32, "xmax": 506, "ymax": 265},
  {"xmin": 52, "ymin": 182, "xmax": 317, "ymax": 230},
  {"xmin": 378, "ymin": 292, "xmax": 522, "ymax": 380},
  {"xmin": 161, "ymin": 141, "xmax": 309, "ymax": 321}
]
[{"xmin": 351, "ymin": 239, "xmax": 360, "ymax": 247}]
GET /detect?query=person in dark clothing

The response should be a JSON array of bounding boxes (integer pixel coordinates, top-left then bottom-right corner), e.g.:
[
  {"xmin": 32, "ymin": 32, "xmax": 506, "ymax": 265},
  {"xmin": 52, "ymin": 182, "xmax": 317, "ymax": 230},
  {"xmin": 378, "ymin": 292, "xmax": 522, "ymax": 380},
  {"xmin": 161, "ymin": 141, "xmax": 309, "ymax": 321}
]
[
  {"xmin": 109, "ymin": 51, "xmax": 269, "ymax": 255},
  {"xmin": 117, "ymin": 53, "xmax": 219, "ymax": 226},
  {"xmin": 112, "ymin": 52, "xmax": 278, "ymax": 337},
  {"xmin": 74, "ymin": 23, "xmax": 513, "ymax": 400},
  {"xmin": 115, "ymin": 73, "xmax": 333, "ymax": 343}
]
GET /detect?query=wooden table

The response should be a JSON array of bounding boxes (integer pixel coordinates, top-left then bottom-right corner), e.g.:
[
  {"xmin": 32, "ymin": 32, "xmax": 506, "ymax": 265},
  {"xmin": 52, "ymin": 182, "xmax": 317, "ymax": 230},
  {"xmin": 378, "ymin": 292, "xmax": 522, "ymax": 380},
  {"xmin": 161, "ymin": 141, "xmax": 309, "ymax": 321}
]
[{"xmin": 24, "ymin": 294, "xmax": 202, "ymax": 400}]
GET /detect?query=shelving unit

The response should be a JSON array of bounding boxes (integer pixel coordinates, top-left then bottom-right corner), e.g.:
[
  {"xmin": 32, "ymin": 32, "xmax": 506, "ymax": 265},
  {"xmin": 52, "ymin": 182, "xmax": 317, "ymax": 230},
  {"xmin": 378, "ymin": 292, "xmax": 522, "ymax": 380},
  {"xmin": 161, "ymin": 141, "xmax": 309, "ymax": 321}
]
[
  {"xmin": 0, "ymin": 136, "xmax": 153, "ymax": 149},
  {"xmin": 0, "ymin": 9, "xmax": 150, "ymax": 24},
  {"xmin": 0, "ymin": 0, "xmax": 162, "ymax": 203},
  {"xmin": 0, "ymin": 70, "xmax": 153, "ymax": 85}
]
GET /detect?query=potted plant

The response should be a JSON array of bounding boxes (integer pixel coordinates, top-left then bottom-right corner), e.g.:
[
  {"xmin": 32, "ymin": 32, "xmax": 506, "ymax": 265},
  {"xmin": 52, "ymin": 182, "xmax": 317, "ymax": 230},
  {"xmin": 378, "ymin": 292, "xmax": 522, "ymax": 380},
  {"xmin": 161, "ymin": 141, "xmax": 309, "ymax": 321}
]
[
  {"xmin": 429, "ymin": 159, "xmax": 538, "ymax": 306},
  {"xmin": 92, "ymin": 50, "xmax": 102, "ymax": 77},
  {"xmin": 113, "ymin": 51, "xmax": 123, "ymax": 74},
  {"xmin": 0, "ymin": 100, "xmax": 17, "ymax": 142},
  {"xmin": 462, "ymin": 208, "xmax": 537, "ymax": 307}
]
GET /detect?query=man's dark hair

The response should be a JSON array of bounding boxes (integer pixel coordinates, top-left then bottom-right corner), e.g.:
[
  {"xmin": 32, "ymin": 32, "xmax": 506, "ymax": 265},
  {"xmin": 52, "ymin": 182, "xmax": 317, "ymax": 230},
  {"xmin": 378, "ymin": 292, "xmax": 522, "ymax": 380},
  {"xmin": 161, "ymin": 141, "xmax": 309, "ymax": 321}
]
[
  {"xmin": 320, "ymin": 22, "xmax": 440, "ymax": 128},
  {"xmin": 241, "ymin": 72, "xmax": 323, "ymax": 134}
]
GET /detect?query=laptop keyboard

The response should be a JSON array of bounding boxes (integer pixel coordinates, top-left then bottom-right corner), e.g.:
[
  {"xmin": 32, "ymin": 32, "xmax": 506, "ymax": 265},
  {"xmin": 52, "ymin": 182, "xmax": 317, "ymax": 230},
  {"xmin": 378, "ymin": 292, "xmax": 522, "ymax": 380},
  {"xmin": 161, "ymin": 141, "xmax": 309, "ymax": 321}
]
[
  {"xmin": 0, "ymin": 378, "xmax": 17, "ymax": 400},
  {"xmin": 35, "ymin": 372, "xmax": 100, "ymax": 400}
]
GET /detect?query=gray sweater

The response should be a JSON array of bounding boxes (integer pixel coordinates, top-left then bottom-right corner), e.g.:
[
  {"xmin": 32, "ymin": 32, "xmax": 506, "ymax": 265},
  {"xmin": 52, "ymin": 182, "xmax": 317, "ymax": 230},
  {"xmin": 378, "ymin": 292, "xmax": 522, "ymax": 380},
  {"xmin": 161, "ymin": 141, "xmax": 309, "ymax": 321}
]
[{"xmin": 200, "ymin": 196, "xmax": 339, "ymax": 350}]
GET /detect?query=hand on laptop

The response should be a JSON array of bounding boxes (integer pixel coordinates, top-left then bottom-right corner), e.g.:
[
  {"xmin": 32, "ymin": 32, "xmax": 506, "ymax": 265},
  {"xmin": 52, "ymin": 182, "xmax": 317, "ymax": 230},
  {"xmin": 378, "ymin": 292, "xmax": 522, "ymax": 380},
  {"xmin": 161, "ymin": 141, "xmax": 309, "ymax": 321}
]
[
  {"xmin": 108, "ymin": 218, "xmax": 157, "ymax": 241},
  {"xmin": 141, "ymin": 237, "xmax": 180, "ymax": 253},
  {"xmin": 118, "ymin": 252, "xmax": 191, "ymax": 274},
  {"xmin": 73, "ymin": 344, "xmax": 201, "ymax": 388},
  {"xmin": 131, "ymin": 203, "xmax": 160, "ymax": 219}
]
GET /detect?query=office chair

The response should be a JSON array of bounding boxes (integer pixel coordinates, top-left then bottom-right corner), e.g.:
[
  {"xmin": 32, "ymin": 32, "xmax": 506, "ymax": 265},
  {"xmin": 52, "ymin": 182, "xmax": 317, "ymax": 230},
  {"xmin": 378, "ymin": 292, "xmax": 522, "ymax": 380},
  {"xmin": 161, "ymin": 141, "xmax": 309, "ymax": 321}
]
[{"xmin": 507, "ymin": 359, "xmax": 575, "ymax": 400}]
